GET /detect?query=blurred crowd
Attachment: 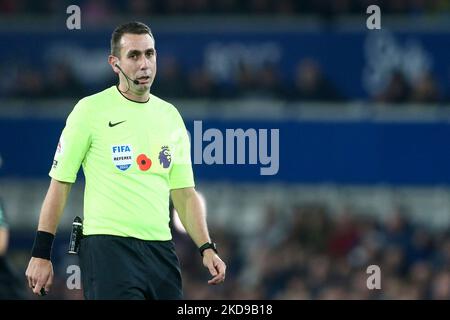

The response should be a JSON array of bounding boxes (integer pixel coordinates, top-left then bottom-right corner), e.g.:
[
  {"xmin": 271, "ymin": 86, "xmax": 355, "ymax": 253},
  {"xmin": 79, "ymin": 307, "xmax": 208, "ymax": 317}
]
[
  {"xmin": 177, "ymin": 204, "xmax": 450, "ymax": 299},
  {"xmin": 1, "ymin": 0, "xmax": 448, "ymax": 104},
  {"xmin": 2, "ymin": 202, "xmax": 449, "ymax": 299},
  {"xmin": 3, "ymin": 56, "xmax": 444, "ymax": 105},
  {"xmin": 3, "ymin": 57, "xmax": 345, "ymax": 102},
  {"xmin": 375, "ymin": 69, "xmax": 442, "ymax": 105},
  {"xmin": 2, "ymin": 0, "xmax": 450, "ymax": 17}
]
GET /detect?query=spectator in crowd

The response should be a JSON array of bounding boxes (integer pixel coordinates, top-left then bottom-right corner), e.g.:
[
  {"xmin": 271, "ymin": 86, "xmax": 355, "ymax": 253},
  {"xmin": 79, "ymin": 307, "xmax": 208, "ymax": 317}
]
[
  {"xmin": 286, "ymin": 58, "xmax": 345, "ymax": 102},
  {"xmin": 235, "ymin": 61, "xmax": 258, "ymax": 98},
  {"xmin": 410, "ymin": 71, "xmax": 441, "ymax": 104},
  {"xmin": 11, "ymin": 67, "xmax": 47, "ymax": 99},
  {"xmin": 151, "ymin": 55, "xmax": 189, "ymax": 99},
  {"xmin": 187, "ymin": 67, "xmax": 221, "ymax": 99},
  {"xmin": 377, "ymin": 70, "xmax": 411, "ymax": 104},
  {"xmin": 256, "ymin": 62, "xmax": 283, "ymax": 99},
  {"xmin": 45, "ymin": 61, "xmax": 86, "ymax": 99}
]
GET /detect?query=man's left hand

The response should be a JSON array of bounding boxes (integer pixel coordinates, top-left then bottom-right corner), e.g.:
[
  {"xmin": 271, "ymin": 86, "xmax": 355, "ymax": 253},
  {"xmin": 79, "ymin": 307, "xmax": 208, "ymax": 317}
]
[{"xmin": 203, "ymin": 250, "xmax": 226, "ymax": 285}]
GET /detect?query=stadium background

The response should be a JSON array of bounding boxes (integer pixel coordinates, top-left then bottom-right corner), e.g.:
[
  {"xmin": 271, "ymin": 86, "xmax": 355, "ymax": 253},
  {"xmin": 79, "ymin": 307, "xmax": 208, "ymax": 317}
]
[{"xmin": 1, "ymin": 0, "xmax": 450, "ymax": 299}]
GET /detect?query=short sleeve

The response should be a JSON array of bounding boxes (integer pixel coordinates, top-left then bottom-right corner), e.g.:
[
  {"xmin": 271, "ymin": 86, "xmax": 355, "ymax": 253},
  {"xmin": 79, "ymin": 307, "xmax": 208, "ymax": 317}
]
[
  {"xmin": 168, "ymin": 111, "xmax": 195, "ymax": 190},
  {"xmin": 49, "ymin": 99, "xmax": 92, "ymax": 183}
]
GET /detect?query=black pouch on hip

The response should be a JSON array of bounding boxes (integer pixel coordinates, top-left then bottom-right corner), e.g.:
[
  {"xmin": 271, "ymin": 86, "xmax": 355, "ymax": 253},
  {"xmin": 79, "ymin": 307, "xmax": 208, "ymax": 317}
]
[{"xmin": 68, "ymin": 216, "xmax": 83, "ymax": 255}]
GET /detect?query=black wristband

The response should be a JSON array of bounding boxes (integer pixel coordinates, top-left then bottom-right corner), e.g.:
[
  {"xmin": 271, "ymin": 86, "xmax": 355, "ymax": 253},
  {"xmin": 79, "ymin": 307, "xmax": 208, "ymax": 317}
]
[
  {"xmin": 199, "ymin": 242, "xmax": 218, "ymax": 257},
  {"xmin": 31, "ymin": 231, "xmax": 54, "ymax": 260}
]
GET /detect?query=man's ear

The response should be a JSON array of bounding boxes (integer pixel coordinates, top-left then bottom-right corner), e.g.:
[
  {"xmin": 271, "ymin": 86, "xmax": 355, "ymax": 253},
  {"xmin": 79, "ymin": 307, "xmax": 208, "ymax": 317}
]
[{"xmin": 108, "ymin": 55, "xmax": 120, "ymax": 74}]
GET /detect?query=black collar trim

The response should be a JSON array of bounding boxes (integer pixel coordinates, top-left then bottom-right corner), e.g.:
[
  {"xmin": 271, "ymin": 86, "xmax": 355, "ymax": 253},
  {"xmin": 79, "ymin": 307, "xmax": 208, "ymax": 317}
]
[{"xmin": 115, "ymin": 85, "xmax": 150, "ymax": 104}]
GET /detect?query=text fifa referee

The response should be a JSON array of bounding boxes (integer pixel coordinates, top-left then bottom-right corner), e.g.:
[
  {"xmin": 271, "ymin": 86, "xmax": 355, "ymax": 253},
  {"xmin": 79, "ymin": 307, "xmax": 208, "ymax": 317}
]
[{"xmin": 25, "ymin": 21, "xmax": 226, "ymax": 299}]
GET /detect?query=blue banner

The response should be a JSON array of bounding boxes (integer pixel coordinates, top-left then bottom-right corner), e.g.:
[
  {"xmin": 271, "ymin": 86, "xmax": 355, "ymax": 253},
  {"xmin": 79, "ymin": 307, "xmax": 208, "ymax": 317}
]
[{"xmin": 1, "ymin": 117, "xmax": 449, "ymax": 185}]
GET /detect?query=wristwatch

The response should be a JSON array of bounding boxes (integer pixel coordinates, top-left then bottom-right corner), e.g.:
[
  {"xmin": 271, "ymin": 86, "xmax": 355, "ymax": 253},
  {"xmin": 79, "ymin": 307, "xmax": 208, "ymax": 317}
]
[{"xmin": 199, "ymin": 242, "xmax": 218, "ymax": 256}]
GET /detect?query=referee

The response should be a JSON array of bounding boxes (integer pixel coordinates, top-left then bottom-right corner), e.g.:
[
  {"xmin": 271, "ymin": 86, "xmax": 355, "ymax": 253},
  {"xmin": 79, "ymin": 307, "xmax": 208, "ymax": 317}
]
[{"xmin": 25, "ymin": 21, "xmax": 226, "ymax": 299}]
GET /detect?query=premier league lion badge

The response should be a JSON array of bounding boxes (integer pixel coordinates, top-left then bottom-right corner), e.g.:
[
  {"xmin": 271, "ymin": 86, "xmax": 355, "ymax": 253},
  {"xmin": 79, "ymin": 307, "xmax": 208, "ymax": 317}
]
[{"xmin": 158, "ymin": 146, "xmax": 172, "ymax": 168}]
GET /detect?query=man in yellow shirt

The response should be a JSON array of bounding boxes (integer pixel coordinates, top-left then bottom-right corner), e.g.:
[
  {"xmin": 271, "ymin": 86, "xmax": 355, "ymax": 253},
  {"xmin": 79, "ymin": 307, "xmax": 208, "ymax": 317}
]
[{"xmin": 25, "ymin": 21, "xmax": 226, "ymax": 299}]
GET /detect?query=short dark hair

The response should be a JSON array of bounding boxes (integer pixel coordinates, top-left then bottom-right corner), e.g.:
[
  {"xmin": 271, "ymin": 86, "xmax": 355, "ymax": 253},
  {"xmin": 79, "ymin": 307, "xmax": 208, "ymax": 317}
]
[{"xmin": 111, "ymin": 21, "xmax": 154, "ymax": 57}]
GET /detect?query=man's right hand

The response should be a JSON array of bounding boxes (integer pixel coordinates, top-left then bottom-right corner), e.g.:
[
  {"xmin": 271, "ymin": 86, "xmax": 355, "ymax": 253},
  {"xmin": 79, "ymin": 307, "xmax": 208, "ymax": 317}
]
[{"xmin": 25, "ymin": 257, "xmax": 54, "ymax": 296}]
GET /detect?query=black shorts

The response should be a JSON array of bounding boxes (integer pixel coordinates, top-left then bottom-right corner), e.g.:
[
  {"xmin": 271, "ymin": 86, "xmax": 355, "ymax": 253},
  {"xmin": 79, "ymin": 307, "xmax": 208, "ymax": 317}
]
[{"xmin": 79, "ymin": 235, "xmax": 183, "ymax": 300}]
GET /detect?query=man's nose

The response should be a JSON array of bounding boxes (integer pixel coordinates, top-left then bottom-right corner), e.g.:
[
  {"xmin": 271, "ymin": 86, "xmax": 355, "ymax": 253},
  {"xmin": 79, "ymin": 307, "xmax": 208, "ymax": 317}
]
[{"xmin": 140, "ymin": 57, "xmax": 151, "ymax": 70}]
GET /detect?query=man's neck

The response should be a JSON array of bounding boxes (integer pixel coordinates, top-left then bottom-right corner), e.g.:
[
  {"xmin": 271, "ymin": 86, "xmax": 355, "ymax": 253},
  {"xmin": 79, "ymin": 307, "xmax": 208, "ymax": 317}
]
[{"xmin": 118, "ymin": 83, "xmax": 150, "ymax": 103}]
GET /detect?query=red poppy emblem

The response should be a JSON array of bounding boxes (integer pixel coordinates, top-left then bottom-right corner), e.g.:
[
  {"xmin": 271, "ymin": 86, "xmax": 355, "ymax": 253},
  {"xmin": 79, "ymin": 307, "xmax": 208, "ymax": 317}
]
[{"xmin": 137, "ymin": 154, "xmax": 152, "ymax": 171}]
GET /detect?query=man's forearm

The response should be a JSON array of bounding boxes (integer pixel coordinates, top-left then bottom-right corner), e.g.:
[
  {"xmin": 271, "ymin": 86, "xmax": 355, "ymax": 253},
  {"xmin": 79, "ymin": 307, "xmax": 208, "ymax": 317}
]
[
  {"xmin": 173, "ymin": 189, "xmax": 211, "ymax": 247},
  {"xmin": 37, "ymin": 179, "xmax": 72, "ymax": 234}
]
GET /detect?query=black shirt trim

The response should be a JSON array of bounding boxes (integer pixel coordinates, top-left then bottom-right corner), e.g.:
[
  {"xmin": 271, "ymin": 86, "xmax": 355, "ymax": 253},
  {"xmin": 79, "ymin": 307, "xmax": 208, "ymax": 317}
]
[{"xmin": 115, "ymin": 85, "xmax": 150, "ymax": 104}]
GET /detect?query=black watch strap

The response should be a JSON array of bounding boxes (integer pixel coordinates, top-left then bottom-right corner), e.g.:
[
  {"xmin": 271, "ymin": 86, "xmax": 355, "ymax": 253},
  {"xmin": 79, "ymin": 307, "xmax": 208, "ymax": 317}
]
[{"xmin": 199, "ymin": 242, "xmax": 217, "ymax": 256}]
